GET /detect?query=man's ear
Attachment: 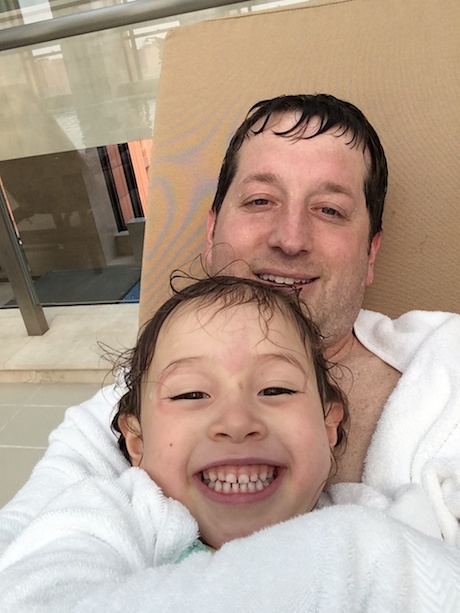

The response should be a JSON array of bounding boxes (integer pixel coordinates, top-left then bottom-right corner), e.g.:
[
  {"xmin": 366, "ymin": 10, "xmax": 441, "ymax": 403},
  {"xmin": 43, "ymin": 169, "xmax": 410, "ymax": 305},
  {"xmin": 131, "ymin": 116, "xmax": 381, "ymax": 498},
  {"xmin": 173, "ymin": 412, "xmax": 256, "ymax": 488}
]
[
  {"xmin": 324, "ymin": 402, "xmax": 344, "ymax": 448},
  {"xmin": 206, "ymin": 210, "xmax": 217, "ymax": 251},
  {"xmin": 366, "ymin": 231, "xmax": 382, "ymax": 287},
  {"xmin": 118, "ymin": 414, "xmax": 144, "ymax": 467}
]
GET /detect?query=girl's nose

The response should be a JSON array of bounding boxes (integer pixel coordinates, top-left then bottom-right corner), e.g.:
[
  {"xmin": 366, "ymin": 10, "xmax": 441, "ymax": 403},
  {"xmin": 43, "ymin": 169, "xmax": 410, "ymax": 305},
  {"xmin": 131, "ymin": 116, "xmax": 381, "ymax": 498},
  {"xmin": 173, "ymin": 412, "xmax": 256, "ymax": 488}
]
[{"xmin": 208, "ymin": 399, "xmax": 267, "ymax": 443}]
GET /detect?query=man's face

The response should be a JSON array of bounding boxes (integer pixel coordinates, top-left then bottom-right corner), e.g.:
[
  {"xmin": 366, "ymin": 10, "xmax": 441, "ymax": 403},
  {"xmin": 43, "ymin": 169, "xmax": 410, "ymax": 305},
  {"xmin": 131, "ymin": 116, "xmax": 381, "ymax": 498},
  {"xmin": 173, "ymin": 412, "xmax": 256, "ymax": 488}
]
[
  {"xmin": 122, "ymin": 300, "xmax": 341, "ymax": 550},
  {"xmin": 206, "ymin": 113, "xmax": 381, "ymax": 348}
]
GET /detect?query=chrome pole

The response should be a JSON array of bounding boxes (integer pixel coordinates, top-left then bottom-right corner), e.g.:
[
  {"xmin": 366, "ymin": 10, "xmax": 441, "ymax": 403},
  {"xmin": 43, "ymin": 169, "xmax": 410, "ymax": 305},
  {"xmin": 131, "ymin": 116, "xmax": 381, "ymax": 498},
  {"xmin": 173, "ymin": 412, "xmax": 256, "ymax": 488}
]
[
  {"xmin": 0, "ymin": 0, "xmax": 251, "ymax": 51},
  {"xmin": 0, "ymin": 187, "xmax": 48, "ymax": 335}
]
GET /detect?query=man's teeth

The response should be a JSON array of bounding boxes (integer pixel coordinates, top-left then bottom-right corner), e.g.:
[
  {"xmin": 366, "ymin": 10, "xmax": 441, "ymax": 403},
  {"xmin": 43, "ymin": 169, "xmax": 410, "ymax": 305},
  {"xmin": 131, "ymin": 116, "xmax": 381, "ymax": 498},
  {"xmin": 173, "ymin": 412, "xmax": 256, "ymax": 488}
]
[
  {"xmin": 258, "ymin": 274, "xmax": 312, "ymax": 285},
  {"xmin": 201, "ymin": 464, "xmax": 276, "ymax": 494}
]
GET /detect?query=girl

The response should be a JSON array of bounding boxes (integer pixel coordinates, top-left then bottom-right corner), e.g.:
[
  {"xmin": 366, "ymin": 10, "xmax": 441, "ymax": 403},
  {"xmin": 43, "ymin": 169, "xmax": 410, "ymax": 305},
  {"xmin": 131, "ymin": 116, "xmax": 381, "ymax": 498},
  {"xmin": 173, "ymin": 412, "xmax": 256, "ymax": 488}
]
[
  {"xmin": 113, "ymin": 275, "xmax": 347, "ymax": 551},
  {"xmin": 1, "ymin": 277, "xmax": 453, "ymax": 613}
]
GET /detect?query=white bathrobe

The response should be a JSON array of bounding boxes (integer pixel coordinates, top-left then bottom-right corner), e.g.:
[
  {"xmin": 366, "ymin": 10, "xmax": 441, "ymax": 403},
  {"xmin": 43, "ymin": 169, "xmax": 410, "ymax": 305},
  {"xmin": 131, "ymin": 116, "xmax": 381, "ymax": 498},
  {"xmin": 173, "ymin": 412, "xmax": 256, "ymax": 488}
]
[{"xmin": 0, "ymin": 309, "xmax": 459, "ymax": 611}]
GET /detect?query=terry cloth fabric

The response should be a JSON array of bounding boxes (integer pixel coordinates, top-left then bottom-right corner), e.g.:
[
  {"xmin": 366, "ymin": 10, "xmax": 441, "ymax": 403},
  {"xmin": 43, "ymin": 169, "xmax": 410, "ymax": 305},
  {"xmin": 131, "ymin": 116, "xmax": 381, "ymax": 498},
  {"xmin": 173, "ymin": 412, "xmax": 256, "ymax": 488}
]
[
  {"xmin": 354, "ymin": 309, "xmax": 460, "ymax": 548},
  {"xmin": 0, "ymin": 468, "xmax": 199, "ymax": 574},
  {"xmin": 0, "ymin": 310, "xmax": 459, "ymax": 611},
  {"xmin": 0, "ymin": 486, "xmax": 459, "ymax": 612}
]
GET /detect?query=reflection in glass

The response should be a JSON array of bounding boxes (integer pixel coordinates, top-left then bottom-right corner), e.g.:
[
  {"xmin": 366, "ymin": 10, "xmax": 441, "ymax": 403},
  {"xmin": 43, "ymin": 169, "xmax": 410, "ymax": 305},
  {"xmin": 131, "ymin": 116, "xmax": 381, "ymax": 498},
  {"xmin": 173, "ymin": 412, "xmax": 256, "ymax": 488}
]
[{"xmin": 0, "ymin": 140, "xmax": 149, "ymax": 307}]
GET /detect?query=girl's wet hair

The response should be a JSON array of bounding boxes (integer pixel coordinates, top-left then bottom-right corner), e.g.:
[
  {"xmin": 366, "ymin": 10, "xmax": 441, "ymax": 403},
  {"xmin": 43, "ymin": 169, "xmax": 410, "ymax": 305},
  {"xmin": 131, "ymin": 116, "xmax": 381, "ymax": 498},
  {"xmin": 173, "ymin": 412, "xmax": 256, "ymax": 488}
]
[{"xmin": 111, "ymin": 274, "xmax": 349, "ymax": 462}]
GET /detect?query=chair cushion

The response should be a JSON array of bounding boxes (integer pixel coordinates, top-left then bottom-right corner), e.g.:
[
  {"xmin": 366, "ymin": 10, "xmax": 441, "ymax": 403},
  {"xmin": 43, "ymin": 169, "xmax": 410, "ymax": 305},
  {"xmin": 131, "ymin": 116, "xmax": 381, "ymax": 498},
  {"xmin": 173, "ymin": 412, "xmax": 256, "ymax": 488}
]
[{"xmin": 140, "ymin": 0, "xmax": 460, "ymax": 324}]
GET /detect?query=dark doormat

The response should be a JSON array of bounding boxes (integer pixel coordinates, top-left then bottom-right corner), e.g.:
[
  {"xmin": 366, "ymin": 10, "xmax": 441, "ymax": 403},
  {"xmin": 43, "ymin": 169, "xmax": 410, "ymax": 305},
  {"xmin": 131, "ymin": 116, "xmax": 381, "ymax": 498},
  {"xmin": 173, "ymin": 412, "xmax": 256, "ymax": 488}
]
[{"xmin": 4, "ymin": 265, "xmax": 141, "ymax": 307}]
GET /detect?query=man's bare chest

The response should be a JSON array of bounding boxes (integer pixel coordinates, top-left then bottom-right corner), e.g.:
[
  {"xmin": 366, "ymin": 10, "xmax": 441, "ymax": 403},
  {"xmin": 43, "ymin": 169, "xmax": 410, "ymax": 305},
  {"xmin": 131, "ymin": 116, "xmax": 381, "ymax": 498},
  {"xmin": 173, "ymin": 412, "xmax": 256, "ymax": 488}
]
[{"xmin": 331, "ymin": 346, "xmax": 402, "ymax": 483}]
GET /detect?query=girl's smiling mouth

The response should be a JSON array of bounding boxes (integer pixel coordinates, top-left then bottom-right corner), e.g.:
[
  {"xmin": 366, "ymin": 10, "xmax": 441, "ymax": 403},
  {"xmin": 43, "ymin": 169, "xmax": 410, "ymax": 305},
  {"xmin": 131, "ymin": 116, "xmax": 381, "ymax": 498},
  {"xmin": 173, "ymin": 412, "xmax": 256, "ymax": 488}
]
[{"xmin": 199, "ymin": 463, "xmax": 280, "ymax": 494}]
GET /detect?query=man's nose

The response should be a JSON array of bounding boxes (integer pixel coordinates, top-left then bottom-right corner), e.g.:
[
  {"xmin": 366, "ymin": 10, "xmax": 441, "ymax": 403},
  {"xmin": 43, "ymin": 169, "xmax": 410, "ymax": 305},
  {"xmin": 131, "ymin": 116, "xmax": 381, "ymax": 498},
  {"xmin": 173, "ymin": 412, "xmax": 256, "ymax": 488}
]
[
  {"xmin": 208, "ymin": 398, "xmax": 267, "ymax": 443},
  {"xmin": 267, "ymin": 204, "xmax": 312, "ymax": 256}
]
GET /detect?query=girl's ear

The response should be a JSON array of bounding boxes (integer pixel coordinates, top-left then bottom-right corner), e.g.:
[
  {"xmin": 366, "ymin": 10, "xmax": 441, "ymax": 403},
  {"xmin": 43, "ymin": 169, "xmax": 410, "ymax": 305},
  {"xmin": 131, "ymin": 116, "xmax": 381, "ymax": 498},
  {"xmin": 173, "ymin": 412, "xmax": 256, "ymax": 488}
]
[
  {"xmin": 324, "ymin": 402, "xmax": 344, "ymax": 448},
  {"xmin": 118, "ymin": 414, "xmax": 144, "ymax": 466}
]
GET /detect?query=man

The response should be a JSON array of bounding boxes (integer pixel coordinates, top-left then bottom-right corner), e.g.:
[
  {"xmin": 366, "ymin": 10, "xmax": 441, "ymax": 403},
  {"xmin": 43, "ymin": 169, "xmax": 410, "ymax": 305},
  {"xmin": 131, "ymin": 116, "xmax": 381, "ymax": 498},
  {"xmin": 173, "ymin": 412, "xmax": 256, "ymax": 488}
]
[
  {"xmin": 206, "ymin": 95, "xmax": 401, "ymax": 483},
  {"xmin": 0, "ymin": 95, "xmax": 459, "ymax": 610}
]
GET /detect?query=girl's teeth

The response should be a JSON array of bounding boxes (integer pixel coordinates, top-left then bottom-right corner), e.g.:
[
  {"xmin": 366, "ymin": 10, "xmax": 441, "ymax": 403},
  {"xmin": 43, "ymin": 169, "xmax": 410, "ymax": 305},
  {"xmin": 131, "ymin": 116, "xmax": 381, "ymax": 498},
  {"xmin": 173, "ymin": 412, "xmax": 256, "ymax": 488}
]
[{"xmin": 201, "ymin": 464, "xmax": 277, "ymax": 494}]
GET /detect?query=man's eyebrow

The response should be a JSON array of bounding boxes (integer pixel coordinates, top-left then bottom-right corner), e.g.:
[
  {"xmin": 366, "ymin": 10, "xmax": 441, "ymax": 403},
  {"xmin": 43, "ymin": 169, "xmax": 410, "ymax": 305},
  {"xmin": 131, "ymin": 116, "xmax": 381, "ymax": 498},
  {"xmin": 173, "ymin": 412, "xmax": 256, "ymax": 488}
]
[
  {"xmin": 241, "ymin": 176, "xmax": 356, "ymax": 199},
  {"xmin": 241, "ymin": 172, "xmax": 280, "ymax": 185},
  {"xmin": 314, "ymin": 181, "xmax": 355, "ymax": 198}
]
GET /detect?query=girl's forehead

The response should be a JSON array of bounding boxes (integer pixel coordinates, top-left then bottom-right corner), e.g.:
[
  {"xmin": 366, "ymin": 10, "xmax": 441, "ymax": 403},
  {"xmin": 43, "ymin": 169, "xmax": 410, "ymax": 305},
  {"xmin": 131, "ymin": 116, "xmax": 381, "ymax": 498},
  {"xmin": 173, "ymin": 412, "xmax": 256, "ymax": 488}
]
[
  {"xmin": 147, "ymin": 295, "xmax": 317, "ymax": 386},
  {"xmin": 159, "ymin": 296, "xmax": 307, "ymax": 353}
]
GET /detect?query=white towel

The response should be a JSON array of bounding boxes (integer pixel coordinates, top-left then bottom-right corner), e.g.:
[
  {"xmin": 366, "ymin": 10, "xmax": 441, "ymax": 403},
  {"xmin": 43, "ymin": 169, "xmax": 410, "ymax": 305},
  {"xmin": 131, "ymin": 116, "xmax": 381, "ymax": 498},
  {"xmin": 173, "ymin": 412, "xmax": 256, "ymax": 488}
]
[
  {"xmin": 0, "ymin": 487, "xmax": 459, "ymax": 612},
  {"xmin": 0, "ymin": 468, "xmax": 200, "ymax": 611},
  {"xmin": 1, "ymin": 310, "xmax": 460, "ymax": 610},
  {"xmin": 355, "ymin": 310, "xmax": 460, "ymax": 547},
  {"xmin": 0, "ymin": 384, "xmax": 127, "ymax": 552}
]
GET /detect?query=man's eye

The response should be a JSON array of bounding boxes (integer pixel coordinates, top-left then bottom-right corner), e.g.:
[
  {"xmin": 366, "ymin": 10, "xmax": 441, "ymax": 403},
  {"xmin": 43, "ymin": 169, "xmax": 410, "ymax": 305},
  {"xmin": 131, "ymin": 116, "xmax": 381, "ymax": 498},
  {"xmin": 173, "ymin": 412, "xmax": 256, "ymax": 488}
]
[
  {"xmin": 321, "ymin": 206, "xmax": 339, "ymax": 216},
  {"xmin": 170, "ymin": 391, "xmax": 209, "ymax": 400},
  {"xmin": 246, "ymin": 198, "xmax": 270, "ymax": 206},
  {"xmin": 259, "ymin": 387, "xmax": 296, "ymax": 396}
]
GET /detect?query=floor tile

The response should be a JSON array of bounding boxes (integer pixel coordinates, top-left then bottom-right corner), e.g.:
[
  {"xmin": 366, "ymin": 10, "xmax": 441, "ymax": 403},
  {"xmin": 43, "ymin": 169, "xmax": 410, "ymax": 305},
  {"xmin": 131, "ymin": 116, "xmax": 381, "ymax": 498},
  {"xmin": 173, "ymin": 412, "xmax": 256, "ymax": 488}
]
[
  {"xmin": 0, "ymin": 405, "xmax": 67, "ymax": 447},
  {"xmin": 27, "ymin": 383, "xmax": 102, "ymax": 407},
  {"xmin": 0, "ymin": 382, "xmax": 42, "ymax": 405},
  {"xmin": 3, "ymin": 304, "xmax": 139, "ymax": 372},
  {"xmin": 0, "ymin": 406, "xmax": 21, "ymax": 431},
  {"xmin": 0, "ymin": 447, "xmax": 45, "ymax": 508}
]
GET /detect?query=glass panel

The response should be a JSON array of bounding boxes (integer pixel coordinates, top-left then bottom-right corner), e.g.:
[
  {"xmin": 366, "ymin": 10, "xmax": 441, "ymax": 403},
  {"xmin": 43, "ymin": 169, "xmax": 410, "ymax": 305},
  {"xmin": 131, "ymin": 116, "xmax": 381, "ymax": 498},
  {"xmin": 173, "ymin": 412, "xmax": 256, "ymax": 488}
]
[
  {"xmin": 0, "ymin": 141, "xmax": 148, "ymax": 306},
  {"xmin": 0, "ymin": 0, "xmax": 326, "ymax": 308}
]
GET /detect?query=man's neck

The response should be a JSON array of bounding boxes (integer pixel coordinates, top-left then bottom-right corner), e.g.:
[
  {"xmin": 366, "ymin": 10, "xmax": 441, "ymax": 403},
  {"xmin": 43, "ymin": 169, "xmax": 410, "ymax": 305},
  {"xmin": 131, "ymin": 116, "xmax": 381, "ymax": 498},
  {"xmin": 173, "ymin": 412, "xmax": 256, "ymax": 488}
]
[{"xmin": 324, "ymin": 330, "xmax": 358, "ymax": 365}]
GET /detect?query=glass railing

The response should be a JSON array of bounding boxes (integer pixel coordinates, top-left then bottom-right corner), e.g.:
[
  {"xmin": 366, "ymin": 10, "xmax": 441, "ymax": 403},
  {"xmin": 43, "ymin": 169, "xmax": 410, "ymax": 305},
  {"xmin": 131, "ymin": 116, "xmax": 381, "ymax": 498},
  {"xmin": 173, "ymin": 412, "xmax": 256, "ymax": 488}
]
[{"xmin": 0, "ymin": 0, "xmax": 315, "ymax": 331}]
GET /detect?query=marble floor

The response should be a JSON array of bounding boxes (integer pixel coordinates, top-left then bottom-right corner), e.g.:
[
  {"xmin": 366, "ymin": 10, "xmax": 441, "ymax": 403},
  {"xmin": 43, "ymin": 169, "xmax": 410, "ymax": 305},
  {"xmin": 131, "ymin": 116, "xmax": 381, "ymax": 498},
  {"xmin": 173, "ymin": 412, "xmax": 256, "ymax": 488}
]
[
  {"xmin": 0, "ymin": 382, "xmax": 103, "ymax": 507},
  {"xmin": 0, "ymin": 302, "xmax": 139, "ymax": 507}
]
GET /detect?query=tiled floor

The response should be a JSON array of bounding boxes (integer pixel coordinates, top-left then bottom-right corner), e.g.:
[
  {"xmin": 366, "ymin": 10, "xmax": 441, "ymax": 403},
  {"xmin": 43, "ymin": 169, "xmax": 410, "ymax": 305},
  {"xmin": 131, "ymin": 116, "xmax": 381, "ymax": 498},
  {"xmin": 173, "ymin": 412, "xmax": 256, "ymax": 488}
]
[
  {"xmin": 0, "ymin": 382, "xmax": 102, "ymax": 507},
  {"xmin": 0, "ymin": 302, "xmax": 139, "ymax": 383},
  {"xmin": 0, "ymin": 302, "xmax": 139, "ymax": 509}
]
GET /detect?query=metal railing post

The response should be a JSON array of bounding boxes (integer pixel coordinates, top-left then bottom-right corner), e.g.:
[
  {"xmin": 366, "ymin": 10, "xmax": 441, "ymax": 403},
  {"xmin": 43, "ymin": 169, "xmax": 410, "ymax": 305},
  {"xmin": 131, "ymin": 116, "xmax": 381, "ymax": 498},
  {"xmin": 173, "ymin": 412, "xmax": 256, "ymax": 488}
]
[
  {"xmin": 0, "ymin": 188, "xmax": 48, "ymax": 335},
  {"xmin": 0, "ymin": 0, "xmax": 251, "ymax": 51}
]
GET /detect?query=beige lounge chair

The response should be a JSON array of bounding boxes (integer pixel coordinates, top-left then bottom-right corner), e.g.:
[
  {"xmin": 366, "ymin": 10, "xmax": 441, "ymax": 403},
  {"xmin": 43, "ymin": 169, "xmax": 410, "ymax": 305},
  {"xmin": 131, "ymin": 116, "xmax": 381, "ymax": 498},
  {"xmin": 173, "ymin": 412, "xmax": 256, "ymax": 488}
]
[{"xmin": 140, "ymin": 0, "xmax": 460, "ymax": 325}]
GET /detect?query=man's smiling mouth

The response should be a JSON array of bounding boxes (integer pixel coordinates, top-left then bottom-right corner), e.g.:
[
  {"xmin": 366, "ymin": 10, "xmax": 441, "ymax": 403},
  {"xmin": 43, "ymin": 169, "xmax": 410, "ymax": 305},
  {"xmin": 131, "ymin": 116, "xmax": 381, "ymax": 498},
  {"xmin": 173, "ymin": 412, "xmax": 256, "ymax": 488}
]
[
  {"xmin": 257, "ymin": 274, "xmax": 316, "ymax": 286},
  {"xmin": 201, "ymin": 464, "xmax": 278, "ymax": 494}
]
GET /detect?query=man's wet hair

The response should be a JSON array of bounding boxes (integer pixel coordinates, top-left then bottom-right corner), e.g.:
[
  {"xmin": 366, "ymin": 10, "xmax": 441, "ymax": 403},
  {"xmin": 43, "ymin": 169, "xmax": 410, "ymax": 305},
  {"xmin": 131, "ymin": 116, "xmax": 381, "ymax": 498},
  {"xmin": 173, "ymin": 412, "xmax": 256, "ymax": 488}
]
[{"xmin": 211, "ymin": 94, "xmax": 387, "ymax": 243}]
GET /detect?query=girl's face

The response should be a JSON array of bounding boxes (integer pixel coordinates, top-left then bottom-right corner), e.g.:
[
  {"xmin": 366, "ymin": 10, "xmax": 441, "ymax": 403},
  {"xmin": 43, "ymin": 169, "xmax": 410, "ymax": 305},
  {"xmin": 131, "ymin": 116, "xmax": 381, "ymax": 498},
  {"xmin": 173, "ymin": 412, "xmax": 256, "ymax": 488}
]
[{"xmin": 121, "ymin": 299, "xmax": 342, "ymax": 550}]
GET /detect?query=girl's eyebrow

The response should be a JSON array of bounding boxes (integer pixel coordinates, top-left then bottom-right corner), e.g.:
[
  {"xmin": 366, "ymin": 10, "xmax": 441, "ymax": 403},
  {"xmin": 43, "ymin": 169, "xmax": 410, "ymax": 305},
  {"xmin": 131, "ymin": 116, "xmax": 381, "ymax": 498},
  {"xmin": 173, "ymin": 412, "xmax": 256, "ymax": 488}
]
[
  {"xmin": 159, "ymin": 356, "xmax": 205, "ymax": 377},
  {"xmin": 156, "ymin": 352, "xmax": 311, "ymax": 384},
  {"xmin": 261, "ymin": 352, "xmax": 309, "ymax": 374}
]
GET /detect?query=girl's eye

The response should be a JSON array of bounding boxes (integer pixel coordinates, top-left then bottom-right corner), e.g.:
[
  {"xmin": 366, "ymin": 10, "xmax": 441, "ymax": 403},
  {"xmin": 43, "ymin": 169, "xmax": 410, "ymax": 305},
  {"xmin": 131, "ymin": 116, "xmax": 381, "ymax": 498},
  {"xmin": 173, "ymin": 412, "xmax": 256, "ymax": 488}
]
[
  {"xmin": 259, "ymin": 387, "xmax": 297, "ymax": 396},
  {"xmin": 170, "ymin": 391, "xmax": 209, "ymax": 401}
]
